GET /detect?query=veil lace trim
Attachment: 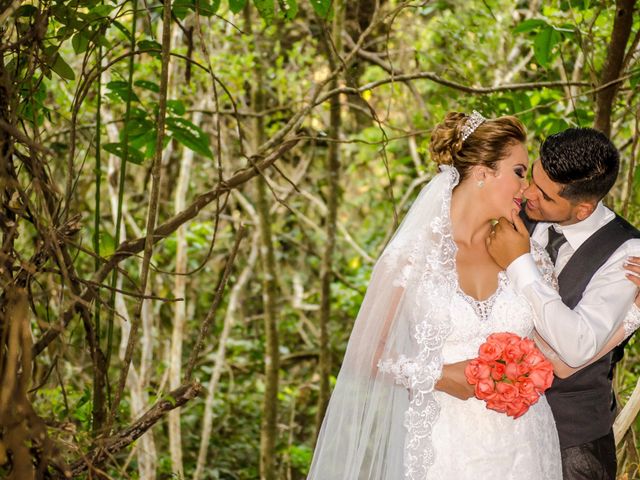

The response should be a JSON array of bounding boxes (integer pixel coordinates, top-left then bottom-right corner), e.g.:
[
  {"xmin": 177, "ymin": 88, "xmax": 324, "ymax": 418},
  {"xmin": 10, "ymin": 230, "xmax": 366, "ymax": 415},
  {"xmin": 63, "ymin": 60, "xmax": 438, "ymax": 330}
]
[{"xmin": 379, "ymin": 165, "xmax": 460, "ymax": 478}]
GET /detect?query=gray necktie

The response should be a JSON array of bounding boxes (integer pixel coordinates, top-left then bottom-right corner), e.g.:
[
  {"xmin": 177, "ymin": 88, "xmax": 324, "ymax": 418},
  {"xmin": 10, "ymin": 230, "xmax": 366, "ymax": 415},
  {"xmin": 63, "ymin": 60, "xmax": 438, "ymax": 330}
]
[{"xmin": 546, "ymin": 226, "xmax": 567, "ymax": 265}]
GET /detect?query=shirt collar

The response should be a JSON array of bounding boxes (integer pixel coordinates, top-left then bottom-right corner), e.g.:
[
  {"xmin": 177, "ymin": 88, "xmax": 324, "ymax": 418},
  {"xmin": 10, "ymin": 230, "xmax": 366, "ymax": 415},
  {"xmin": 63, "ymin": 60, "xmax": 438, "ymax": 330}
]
[{"xmin": 551, "ymin": 202, "xmax": 613, "ymax": 251}]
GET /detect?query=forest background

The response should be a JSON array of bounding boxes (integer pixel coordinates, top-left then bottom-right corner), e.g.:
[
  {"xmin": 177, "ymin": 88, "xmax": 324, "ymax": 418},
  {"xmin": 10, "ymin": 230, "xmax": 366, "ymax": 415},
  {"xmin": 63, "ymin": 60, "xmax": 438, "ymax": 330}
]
[{"xmin": 2, "ymin": 0, "xmax": 640, "ymax": 478}]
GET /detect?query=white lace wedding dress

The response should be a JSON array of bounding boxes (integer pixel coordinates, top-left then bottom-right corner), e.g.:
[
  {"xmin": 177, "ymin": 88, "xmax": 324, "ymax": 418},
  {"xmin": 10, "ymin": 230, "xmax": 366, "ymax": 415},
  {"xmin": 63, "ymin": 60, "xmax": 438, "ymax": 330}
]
[{"xmin": 426, "ymin": 261, "xmax": 562, "ymax": 479}]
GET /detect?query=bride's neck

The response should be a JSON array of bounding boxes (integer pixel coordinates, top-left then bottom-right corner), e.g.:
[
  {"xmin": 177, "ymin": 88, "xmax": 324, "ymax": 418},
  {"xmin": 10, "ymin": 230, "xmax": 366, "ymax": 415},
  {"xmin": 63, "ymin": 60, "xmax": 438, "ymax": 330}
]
[{"xmin": 450, "ymin": 182, "xmax": 493, "ymax": 246}]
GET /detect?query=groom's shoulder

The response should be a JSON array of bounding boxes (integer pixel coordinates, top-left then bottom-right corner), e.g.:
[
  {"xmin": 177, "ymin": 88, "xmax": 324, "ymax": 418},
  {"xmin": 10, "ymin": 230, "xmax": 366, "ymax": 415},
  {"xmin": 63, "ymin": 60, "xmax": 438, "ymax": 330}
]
[{"xmin": 610, "ymin": 213, "xmax": 640, "ymax": 238}]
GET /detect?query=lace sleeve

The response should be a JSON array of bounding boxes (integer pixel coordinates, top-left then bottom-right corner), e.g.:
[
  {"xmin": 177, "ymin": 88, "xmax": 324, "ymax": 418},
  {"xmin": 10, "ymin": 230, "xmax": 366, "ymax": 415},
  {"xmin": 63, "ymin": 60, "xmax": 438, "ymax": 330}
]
[
  {"xmin": 529, "ymin": 240, "xmax": 558, "ymax": 291},
  {"xmin": 623, "ymin": 303, "xmax": 640, "ymax": 339},
  {"xmin": 377, "ymin": 355, "xmax": 418, "ymax": 389}
]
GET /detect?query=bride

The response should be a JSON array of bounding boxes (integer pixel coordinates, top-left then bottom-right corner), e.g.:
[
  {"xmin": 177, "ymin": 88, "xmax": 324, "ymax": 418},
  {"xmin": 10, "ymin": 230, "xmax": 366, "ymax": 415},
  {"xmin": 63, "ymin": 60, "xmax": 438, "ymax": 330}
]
[{"xmin": 307, "ymin": 112, "xmax": 633, "ymax": 479}]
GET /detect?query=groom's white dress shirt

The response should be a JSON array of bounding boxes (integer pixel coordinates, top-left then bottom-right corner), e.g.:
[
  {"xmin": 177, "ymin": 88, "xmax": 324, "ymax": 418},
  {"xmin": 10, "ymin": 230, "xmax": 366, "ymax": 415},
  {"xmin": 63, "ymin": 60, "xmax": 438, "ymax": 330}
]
[{"xmin": 506, "ymin": 202, "xmax": 640, "ymax": 367}]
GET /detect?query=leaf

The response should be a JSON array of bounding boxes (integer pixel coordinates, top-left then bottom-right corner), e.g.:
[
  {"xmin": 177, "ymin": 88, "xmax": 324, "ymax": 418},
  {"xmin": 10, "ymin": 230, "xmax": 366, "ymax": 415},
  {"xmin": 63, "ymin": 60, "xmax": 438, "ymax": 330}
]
[
  {"xmin": 173, "ymin": 0, "xmax": 192, "ymax": 19},
  {"xmin": 309, "ymin": 0, "xmax": 330, "ymax": 19},
  {"xmin": 103, "ymin": 142, "xmax": 145, "ymax": 165},
  {"xmin": 229, "ymin": 0, "xmax": 247, "ymax": 13},
  {"xmin": 253, "ymin": 0, "xmax": 275, "ymax": 23},
  {"xmin": 51, "ymin": 54, "xmax": 75, "ymax": 81},
  {"xmin": 166, "ymin": 117, "xmax": 213, "ymax": 158},
  {"xmin": 138, "ymin": 39, "xmax": 162, "ymax": 58},
  {"xmin": 90, "ymin": 4, "xmax": 116, "ymax": 17},
  {"xmin": 513, "ymin": 19, "xmax": 548, "ymax": 34},
  {"xmin": 195, "ymin": 0, "xmax": 221, "ymax": 16},
  {"xmin": 278, "ymin": 0, "xmax": 298, "ymax": 20},
  {"xmin": 135, "ymin": 80, "xmax": 160, "ymax": 93},
  {"xmin": 14, "ymin": 5, "xmax": 38, "ymax": 17},
  {"xmin": 167, "ymin": 100, "xmax": 186, "ymax": 115},
  {"xmin": 72, "ymin": 33, "xmax": 89, "ymax": 54},
  {"xmin": 112, "ymin": 20, "xmax": 132, "ymax": 41},
  {"xmin": 533, "ymin": 27, "xmax": 561, "ymax": 68},
  {"xmin": 107, "ymin": 81, "xmax": 140, "ymax": 103}
]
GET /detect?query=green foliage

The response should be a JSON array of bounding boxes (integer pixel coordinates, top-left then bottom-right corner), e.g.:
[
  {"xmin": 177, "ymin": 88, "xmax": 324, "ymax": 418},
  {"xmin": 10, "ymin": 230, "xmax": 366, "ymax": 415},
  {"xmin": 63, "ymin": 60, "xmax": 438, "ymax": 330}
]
[{"xmin": 6, "ymin": 0, "xmax": 640, "ymax": 478}]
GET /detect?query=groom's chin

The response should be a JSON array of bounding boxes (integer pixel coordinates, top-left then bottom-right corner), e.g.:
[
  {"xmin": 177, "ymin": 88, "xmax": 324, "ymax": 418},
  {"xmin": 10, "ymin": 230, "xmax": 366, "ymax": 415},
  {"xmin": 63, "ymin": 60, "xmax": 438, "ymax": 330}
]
[{"xmin": 524, "ymin": 203, "xmax": 543, "ymax": 222}]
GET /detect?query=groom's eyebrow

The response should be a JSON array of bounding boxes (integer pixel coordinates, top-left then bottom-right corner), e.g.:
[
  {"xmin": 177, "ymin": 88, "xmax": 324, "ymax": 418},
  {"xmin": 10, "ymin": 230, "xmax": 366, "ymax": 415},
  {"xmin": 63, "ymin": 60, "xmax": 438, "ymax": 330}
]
[{"xmin": 530, "ymin": 168, "xmax": 553, "ymax": 201}]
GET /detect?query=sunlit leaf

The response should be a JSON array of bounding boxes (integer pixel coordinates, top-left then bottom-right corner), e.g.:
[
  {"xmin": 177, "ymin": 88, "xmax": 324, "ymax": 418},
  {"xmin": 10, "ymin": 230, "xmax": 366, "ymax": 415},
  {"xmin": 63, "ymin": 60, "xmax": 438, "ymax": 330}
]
[
  {"xmin": 51, "ymin": 54, "xmax": 75, "ymax": 81},
  {"xmin": 166, "ymin": 117, "xmax": 213, "ymax": 158},
  {"xmin": 135, "ymin": 80, "xmax": 160, "ymax": 93},
  {"xmin": 167, "ymin": 100, "xmax": 186, "ymax": 115},
  {"xmin": 513, "ymin": 19, "xmax": 548, "ymax": 33},
  {"xmin": 278, "ymin": 0, "xmax": 298, "ymax": 20},
  {"xmin": 72, "ymin": 33, "xmax": 89, "ymax": 54},
  {"xmin": 533, "ymin": 27, "xmax": 561, "ymax": 68},
  {"xmin": 103, "ymin": 142, "xmax": 145, "ymax": 165},
  {"xmin": 229, "ymin": 0, "xmax": 247, "ymax": 13},
  {"xmin": 309, "ymin": 0, "xmax": 330, "ymax": 19},
  {"xmin": 107, "ymin": 81, "xmax": 140, "ymax": 103},
  {"xmin": 254, "ymin": 0, "xmax": 275, "ymax": 23}
]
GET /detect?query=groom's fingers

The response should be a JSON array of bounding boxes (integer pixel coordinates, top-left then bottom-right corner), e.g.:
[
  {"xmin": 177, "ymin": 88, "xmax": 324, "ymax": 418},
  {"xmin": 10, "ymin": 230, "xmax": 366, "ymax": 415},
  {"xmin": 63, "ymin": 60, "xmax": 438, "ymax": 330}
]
[{"xmin": 511, "ymin": 209, "xmax": 528, "ymax": 235}]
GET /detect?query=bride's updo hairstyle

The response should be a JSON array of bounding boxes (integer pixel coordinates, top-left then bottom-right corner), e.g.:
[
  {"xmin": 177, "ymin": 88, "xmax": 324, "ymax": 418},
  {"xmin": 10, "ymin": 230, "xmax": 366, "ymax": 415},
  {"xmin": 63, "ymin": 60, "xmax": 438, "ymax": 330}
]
[{"xmin": 429, "ymin": 111, "xmax": 526, "ymax": 181}]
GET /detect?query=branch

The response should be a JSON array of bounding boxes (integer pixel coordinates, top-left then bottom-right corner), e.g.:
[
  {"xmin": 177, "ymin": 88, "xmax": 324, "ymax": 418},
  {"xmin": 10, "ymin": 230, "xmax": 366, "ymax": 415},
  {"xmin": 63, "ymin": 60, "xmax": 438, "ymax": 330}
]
[
  {"xmin": 594, "ymin": 0, "xmax": 637, "ymax": 136},
  {"xmin": 57, "ymin": 382, "xmax": 203, "ymax": 478},
  {"xmin": 32, "ymin": 139, "xmax": 299, "ymax": 357},
  {"xmin": 315, "ymin": 73, "xmax": 592, "ymax": 106}
]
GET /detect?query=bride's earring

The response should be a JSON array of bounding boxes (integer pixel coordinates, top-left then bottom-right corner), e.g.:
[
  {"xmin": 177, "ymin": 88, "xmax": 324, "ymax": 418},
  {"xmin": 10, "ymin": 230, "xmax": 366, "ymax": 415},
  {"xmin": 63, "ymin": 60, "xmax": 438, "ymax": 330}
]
[{"xmin": 477, "ymin": 180, "xmax": 484, "ymax": 188}]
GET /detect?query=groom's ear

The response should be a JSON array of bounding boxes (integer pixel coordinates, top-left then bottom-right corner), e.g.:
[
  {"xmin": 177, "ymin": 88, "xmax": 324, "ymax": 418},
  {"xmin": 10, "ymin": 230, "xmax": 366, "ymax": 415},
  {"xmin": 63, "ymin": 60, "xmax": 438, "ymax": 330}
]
[{"xmin": 574, "ymin": 201, "xmax": 596, "ymax": 221}]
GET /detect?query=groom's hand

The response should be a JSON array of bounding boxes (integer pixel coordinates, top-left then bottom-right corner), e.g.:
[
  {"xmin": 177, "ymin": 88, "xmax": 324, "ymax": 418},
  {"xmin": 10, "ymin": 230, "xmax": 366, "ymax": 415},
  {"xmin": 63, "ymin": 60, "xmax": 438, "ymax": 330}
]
[
  {"xmin": 487, "ymin": 209, "xmax": 530, "ymax": 269},
  {"xmin": 436, "ymin": 361, "xmax": 475, "ymax": 400}
]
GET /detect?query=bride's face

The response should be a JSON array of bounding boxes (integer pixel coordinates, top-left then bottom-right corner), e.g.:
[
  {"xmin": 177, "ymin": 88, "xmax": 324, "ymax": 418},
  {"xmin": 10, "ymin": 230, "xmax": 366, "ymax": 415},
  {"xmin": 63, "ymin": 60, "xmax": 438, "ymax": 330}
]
[{"xmin": 483, "ymin": 142, "xmax": 529, "ymax": 219}]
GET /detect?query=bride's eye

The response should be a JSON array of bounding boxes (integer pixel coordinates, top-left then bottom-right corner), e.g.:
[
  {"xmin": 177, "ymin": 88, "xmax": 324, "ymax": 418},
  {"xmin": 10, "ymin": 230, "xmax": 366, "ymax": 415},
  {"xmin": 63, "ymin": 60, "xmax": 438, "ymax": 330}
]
[{"xmin": 514, "ymin": 168, "xmax": 526, "ymax": 179}]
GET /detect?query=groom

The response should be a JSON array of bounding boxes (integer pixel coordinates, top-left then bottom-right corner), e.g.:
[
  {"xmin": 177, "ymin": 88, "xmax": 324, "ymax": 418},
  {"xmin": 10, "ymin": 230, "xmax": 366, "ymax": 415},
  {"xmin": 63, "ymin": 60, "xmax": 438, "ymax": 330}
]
[{"xmin": 439, "ymin": 127, "xmax": 640, "ymax": 480}]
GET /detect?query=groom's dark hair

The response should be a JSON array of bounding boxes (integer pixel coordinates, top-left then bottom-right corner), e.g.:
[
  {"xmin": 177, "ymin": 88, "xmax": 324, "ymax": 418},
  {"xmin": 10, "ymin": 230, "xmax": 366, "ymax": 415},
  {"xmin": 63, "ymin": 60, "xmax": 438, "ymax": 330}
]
[{"xmin": 540, "ymin": 127, "xmax": 619, "ymax": 203}]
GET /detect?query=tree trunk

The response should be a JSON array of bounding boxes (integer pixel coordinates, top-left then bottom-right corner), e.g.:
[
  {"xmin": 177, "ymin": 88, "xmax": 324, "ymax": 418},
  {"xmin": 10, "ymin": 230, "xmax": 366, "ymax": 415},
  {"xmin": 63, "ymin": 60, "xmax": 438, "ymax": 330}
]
[
  {"xmin": 168, "ymin": 108, "xmax": 199, "ymax": 479},
  {"xmin": 244, "ymin": 7, "xmax": 280, "ymax": 478},
  {"xmin": 105, "ymin": 111, "xmax": 158, "ymax": 480},
  {"xmin": 193, "ymin": 225, "xmax": 260, "ymax": 480},
  {"xmin": 594, "ymin": 0, "xmax": 636, "ymax": 136},
  {"xmin": 315, "ymin": 0, "xmax": 345, "ymax": 436}
]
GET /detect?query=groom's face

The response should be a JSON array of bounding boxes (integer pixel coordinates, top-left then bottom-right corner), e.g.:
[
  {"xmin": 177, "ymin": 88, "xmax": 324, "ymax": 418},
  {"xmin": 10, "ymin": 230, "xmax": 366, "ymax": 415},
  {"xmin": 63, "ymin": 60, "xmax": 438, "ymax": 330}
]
[{"xmin": 523, "ymin": 160, "xmax": 576, "ymax": 225}]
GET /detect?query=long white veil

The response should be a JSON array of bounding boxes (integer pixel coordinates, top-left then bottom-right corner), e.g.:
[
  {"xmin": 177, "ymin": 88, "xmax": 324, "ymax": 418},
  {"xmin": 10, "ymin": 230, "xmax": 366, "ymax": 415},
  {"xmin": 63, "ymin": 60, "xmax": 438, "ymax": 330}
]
[{"xmin": 308, "ymin": 166, "xmax": 460, "ymax": 479}]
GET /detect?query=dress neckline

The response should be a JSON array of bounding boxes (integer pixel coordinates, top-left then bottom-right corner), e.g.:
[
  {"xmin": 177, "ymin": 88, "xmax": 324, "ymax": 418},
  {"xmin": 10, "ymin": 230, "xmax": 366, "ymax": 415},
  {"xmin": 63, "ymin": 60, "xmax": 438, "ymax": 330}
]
[{"xmin": 455, "ymin": 271, "xmax": 507, "ymax": 322}]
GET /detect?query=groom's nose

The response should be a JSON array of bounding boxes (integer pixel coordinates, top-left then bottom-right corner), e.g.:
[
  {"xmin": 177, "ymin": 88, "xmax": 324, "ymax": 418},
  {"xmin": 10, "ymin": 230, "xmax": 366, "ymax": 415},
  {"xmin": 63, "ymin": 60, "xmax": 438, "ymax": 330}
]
[{"xmin": 523, "ymin": 184, "xmax": 537, "ymax": 200}]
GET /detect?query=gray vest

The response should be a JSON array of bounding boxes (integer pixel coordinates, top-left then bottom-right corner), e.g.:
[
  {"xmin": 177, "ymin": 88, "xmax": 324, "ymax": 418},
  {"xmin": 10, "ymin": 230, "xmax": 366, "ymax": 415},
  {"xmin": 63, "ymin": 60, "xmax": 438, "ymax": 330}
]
[{"xmin": 523, "ymin": 213, "xmax": 640, "ymax": 448}]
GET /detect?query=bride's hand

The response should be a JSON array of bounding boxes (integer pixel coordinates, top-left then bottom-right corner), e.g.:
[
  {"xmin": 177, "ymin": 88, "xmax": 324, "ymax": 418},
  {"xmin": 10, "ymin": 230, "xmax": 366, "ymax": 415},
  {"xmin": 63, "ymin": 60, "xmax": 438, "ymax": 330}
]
[
  {"xmin": 625, "ymin": 256, "xmax": 640, "ymax": 308},
  {"xmin": 436, "ymin": 361, "xmax": 475, "ymax": 400}
]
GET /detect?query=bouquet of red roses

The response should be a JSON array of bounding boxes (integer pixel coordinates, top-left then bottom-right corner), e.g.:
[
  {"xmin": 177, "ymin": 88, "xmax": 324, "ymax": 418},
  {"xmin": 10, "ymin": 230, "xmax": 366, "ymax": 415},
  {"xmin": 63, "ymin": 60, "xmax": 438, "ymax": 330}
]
[{"xmin": 464, "ymin": 332, "xmax": 554, "ymax": 419}]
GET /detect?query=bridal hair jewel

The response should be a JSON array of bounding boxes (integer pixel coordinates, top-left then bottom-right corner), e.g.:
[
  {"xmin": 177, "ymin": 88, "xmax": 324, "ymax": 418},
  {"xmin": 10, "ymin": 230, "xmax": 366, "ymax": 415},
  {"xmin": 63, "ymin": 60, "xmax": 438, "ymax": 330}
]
[{"xmin": 461, "ymin": 110, "xmax": 487, "ymax": 142}]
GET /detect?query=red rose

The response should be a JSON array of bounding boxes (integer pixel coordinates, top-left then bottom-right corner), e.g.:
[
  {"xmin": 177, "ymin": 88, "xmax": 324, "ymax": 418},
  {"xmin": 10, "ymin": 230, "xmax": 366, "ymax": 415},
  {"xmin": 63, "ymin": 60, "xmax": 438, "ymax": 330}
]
[
  {"xmin": 490, "ymin": 361, "xmax": 506, "ymax": 381},
  {"xmin": 516, "ymin": 362, "xmax": 531, "ymax": 376},
  {"xmin": 503, "ymin": 343, "xmax": 524, "ymax": 363},
  {"xmin": 519, "ymin": 338, "xmax": 536, "ymax": 355},
  {"xmin": 465, "ymin": 359, "xmax": 492, "ymax": 384},
  {"xmin": 529, "ymin": 367, "xmax": 554, "ymax": 392},
  {"xmin": 487, "ymin": 332, "xmax": 515, "ymax": 344},
  {"xmin": 506, "ymin": 398, "xmax": 529, "ymax": 419},
  {"xmin": 516, "ymin": 377, "xmax": 540, "ymax": 405},
  {"xmin": 475, "ymin": 378, "xmax": 497, "ymax": 400},
  {"xmin": 523, "ymin": 350, "xmax": 546, "ymax": 368},
  {"xmin": 495, "ymin": 382, "xmax": 519, "ymax": 403},
  {"xmin": 478, "ymin": 341, "xmax": 503, "ymax": 362},
  {"xmin": 486, "ymin": 397, "xmax": 508, "ymax": 413},
  {"xmin": 504, "ymin": 362, "xmax": 519, "ymax": 381}
]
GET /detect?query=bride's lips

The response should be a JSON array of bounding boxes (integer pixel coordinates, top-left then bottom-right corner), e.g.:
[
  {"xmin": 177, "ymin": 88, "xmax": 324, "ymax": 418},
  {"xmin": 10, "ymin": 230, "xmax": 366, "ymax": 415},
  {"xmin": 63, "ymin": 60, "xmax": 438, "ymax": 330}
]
[{"xmin": 513, "ymin": 198, "xmax": 522, "ymax": 210}]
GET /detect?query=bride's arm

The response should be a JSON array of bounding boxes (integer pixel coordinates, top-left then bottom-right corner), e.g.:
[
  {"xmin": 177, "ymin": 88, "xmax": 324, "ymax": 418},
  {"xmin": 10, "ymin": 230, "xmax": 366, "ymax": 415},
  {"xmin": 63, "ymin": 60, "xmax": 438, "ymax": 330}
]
[
  {"xmin": 534, "ymin": 328, "xmax": 624, "ymax": 379},
  {"xmin": 537, "ymin": 298, "xmax": 640, "ymax": 379}
]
